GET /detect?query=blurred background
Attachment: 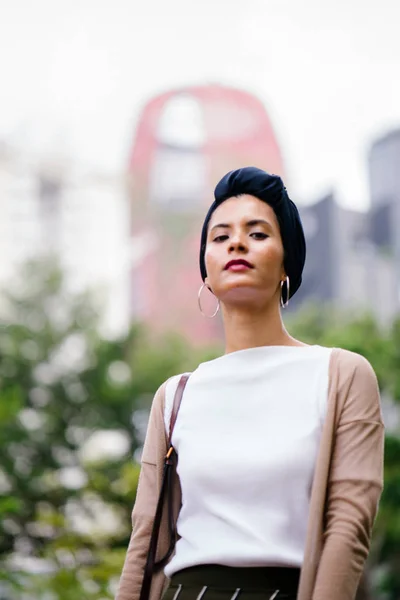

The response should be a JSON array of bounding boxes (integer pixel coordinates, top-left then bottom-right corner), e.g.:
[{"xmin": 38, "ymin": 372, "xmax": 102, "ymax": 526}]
[{"xmin": 0, "ymin": 0, "xmax": 400, "ymax": 598}]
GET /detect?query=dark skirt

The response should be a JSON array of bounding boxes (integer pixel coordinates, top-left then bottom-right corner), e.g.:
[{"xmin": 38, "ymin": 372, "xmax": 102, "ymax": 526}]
[{"xmin": 162, "ymin": 565, "xmax": 300, "ymax": 600}]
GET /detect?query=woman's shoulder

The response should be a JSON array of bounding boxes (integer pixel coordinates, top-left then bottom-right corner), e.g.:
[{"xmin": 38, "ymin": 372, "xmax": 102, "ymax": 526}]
[
  {"xmin": 147, "ymin": 374, "xmax": 185, "ymax": 411},
  {"xmin": 156, "ymin": 373, "xmax": 192, "ymax": 431},
  {"xmin": 145, "ymin": 373, "xmax": 192, "ymax": 438},
  {"xmin": 328, "ymin": 348, "xmax": 382, "ymax": 421},
  {"xmin": 330, "ymin": 347, "xmax": 378, "ymax": 382}
]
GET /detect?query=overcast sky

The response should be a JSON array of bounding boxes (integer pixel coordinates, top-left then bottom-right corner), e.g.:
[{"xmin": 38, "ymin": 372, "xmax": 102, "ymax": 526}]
[{"xmin": 1, "ymin": 0, "xmax": 400, "ymax": 209}]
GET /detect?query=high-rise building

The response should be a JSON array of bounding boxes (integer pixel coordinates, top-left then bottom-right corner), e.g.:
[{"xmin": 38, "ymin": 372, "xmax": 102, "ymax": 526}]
[
  {"xmin": 0, "ymin": 149, "xmax": 130, "ymax": 337},
  {"xmin": 369, "ymin": 129, "xmax": 400, "ymax": 206},
  {"xmin": 368, "ymin": 129, "xmax": 400, "ymax": 286},
  {"xmin": 295, "ymin": 194, "xmax": 398, "ymax": 323},
  {"xmin": 294, "ymin": 195, "xmax": 340, "ymax": 306},
  {"xmin": 0, "ymin": 149, "xmax": 42, "ymax": 287}
]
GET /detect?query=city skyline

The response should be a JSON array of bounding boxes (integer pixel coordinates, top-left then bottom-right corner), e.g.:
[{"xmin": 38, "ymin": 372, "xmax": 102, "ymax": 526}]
[{"xmin": 1, "ymin": 97, "xmax": 400, "ymax": 341}]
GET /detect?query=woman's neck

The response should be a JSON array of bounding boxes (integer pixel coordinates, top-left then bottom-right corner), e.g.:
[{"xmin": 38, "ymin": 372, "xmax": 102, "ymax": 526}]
[{"xmin": 221, "ymin": 302, "xmax": 302, "ymax": 354}]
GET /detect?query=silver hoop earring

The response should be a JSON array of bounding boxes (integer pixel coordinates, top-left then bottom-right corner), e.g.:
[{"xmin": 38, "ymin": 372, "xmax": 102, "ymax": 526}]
[
  {"xmin": 198, "ymin": 283, "xmax": 220, "ymax": 318},
  {"xmin": 280, "ymin": 276, "xmax": 290, "ymax": 308}
]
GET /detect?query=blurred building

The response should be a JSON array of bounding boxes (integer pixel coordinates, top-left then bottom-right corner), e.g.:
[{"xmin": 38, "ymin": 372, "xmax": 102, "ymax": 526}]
[
  {"xmin": 128, "ymin": 83, "xmax": 285, "ymax": 343},
  {"xmin": 0, "ymin": 147, "xmax": 130, "ymax": 337},
  {"xmin": 293, "ymin": 194, "xmax": 398, "ymax": 323},
  {"xmin": 293, "ymin": 129, "xmax": 400, "ymax": 323},
  {"xmin": 368, "ymin": 129, "xmax": 400, "ymax": 287}
]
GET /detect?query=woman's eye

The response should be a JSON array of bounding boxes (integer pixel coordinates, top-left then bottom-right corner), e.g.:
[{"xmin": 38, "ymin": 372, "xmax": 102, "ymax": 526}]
[
  {"xmin": 250, "ymin": 232, "xmax": 268, "ymax": 240},
  {"xmin": 213, "ymin": 235, "xmax": 229, "ymax": 242}
]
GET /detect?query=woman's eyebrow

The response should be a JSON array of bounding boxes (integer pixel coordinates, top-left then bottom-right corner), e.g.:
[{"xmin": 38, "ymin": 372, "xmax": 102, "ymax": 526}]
[
  {"xmin": 246, "ymin": 219, "xmax": 272, "ymax": 229},
  {"xmin": 210, "ymin": 219, "xmax": 273, "ymax": 233},
  {"xmin": 210, "ymin": 222, "xmax": 231, "ymax": 232}
]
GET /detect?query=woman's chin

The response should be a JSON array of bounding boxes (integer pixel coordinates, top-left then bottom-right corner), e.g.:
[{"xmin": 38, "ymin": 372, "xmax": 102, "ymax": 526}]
[{"xmin": 220, "ymin": 285, "xmax": 272, "ymax": 308}]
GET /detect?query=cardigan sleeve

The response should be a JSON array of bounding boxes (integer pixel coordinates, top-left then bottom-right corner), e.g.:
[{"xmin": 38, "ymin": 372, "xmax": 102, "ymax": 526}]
[
  {"xmin": 312, "ymin": 351, "xmax": 384, "ymax": 600},
  {"xmin": 115, "ymin": 383, "xmax": 168, "ymax": 600}
]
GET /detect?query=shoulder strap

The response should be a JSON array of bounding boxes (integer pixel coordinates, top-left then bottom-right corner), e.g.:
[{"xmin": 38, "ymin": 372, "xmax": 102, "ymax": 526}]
[
  {"xmin": 139, "ymin": 374, "xmax": 190, "ymax": 600},
  {"xmin": 168, "ymin": 374, "xmax": 190, "ymax": 447}
]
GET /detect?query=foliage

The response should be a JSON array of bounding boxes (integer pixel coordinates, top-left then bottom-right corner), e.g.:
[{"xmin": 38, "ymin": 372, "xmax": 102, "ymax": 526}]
[{"xmin": 0, "ymin": 260, "xmax": 205, "ymax": 599}]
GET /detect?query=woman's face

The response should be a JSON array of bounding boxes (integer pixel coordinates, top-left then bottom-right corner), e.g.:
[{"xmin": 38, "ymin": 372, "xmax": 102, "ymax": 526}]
[{"xmin": 204, "ymin": 194, "xmax": 286, "ymax": 308}]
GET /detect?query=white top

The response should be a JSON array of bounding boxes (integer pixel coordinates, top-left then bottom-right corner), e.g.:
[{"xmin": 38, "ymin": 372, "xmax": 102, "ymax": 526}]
[{"xmin": 163, "ymin": 345, "xmax": 332, "ymax": 577}]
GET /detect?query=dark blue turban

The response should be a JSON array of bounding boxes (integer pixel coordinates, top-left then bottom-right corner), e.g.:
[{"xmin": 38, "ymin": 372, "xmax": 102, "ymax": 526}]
[{"xmin": 199, "ymin": 167, "xmax": 306, "ymax": 299}]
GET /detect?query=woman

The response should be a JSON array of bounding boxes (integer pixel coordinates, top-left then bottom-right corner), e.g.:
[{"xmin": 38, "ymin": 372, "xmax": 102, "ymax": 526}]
[{"xmin": 116, "ymin": 167, "xmax": 384, "ymax": 600}]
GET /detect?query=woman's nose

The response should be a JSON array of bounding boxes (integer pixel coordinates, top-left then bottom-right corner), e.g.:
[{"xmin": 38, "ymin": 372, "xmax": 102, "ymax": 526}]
[{"xmin": 229, "ymin": 234, "xmax": 247, "ymax": 253}]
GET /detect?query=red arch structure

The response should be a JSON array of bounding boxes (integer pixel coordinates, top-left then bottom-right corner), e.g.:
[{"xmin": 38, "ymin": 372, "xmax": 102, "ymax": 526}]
[
  {"xmin": 129, "ymin": 84, "xmax": 284, "ymax": 182},
  {"xmin": 128, "ymin": 84, "xmax": 285, "ymax": 343}
]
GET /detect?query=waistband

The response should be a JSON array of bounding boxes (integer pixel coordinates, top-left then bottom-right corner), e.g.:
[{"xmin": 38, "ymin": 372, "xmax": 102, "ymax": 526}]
[{"xmin": 170, "ymin": 565, "xmax": 301, "ymax": 591}]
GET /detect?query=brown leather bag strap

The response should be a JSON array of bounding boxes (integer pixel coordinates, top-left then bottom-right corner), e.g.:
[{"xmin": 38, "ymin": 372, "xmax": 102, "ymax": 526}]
[
  {"xmin": 168, "ymin": 373, "xmax": 190, "ymax": 447},
  {"xmin": 139, "ymin": 374, "xmax": 190, "ymax": 600}
]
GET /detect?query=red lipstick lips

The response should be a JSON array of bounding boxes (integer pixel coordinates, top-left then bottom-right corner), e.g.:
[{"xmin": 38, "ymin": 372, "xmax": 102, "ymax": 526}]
[{"xmin": 224, "ymin": 259, "xmax": 254, "ymax": 271}]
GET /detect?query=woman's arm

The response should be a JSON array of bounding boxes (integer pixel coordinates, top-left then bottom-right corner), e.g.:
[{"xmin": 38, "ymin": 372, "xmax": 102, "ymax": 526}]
[
  {"xmin": 115, "ymin": 383, "xmax": 169, "ymax": 600},
  {"xmin": 313, "ymin": 351, "xmax": 384, "ymax": 600}
]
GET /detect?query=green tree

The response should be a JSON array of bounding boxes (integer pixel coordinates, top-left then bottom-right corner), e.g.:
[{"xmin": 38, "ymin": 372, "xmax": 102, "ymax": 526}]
[
  {"xmin": 0, "ymin": 260, "xmax": 202, "ymax": 599},
  {"xmin": 369, "ymin": 316, "xmax": 400, "ymax": 600}
]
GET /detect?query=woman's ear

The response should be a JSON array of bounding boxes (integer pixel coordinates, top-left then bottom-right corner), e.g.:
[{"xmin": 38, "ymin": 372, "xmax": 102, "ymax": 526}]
[{"xmin": 204, "ymin": 277, "xmax": 213, "ymax": 294}]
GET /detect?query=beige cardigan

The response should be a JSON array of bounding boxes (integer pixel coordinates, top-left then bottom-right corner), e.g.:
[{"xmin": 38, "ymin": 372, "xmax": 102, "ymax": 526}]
[{"xmin": 116, "ymin": 348, "xmax": 384, "ymax": 600}]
